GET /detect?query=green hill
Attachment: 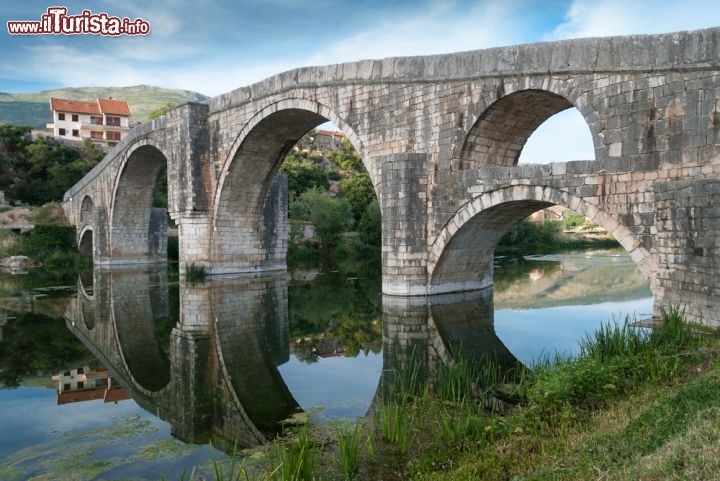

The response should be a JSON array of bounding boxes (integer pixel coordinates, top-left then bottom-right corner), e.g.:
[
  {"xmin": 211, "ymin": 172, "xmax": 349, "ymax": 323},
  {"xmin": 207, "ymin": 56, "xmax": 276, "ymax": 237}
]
[{"xmin": 0, "ymin": 85, "xmax": 209, "ymax": 129}]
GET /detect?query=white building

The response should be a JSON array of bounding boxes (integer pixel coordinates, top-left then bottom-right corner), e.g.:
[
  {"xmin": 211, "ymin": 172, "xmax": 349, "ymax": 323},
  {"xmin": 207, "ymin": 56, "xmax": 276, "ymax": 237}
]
[
  {"xmin": 47, "ymin": 97, "xmax": 132, "ymax": 147},
  {"xmin": 314, "ymin": 130, "xmax": 344, "ymax": 151}
]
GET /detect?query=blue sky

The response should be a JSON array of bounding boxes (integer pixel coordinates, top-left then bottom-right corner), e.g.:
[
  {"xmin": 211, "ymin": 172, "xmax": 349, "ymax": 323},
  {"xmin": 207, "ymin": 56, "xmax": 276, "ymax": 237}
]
[
  {"xmin": 3, "ymin": 0, "xmax": 718, "ymax": 97},
  {"xmin": 2, "ymin": 0, "xmax": 719, "ymax": 162}
]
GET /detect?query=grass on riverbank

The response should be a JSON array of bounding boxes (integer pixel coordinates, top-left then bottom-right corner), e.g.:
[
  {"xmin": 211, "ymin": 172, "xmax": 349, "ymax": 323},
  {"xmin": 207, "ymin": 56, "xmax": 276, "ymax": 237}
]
[
  {"xmin": 1, "ymin": 204, "xmax": 91, "ymax": 271},
  {"xmin": 164, "ymin": 307, "xmax": 720, "ymax": 481},
  {"xmin": 495, "ymin": 219, "xmax": 620, "ymax": 256},
  {"xmin": 0, "ymin": 223, "xmax": 91, "ymax": 270}
]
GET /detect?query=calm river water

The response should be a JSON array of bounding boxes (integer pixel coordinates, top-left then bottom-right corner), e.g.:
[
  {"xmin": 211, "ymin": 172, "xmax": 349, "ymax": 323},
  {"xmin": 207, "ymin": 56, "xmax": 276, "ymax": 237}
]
[{"xmin": 0, "ymin": 249, "xmax": 652, "ymax": 480}]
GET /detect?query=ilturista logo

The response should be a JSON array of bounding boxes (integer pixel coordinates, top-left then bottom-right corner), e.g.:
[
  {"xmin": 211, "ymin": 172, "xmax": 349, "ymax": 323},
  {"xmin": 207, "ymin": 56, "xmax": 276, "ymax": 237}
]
[{"xmin": 7, "ymin": 6, "xmax": 151, "ymax": 36}]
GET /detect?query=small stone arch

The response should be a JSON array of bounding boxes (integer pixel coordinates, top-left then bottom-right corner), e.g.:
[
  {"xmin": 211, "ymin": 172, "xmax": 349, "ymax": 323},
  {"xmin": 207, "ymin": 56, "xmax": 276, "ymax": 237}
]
[
  {"xmin": 428, "ymin": 185, "xmax": 656, "ymax": 295},
  {"xmin": 78, "ymin": 225, "xmax": 94, "ymax": 256},
  {"xmin": 80, "ymin": 195, "xmax": 94, "ymax": 225},
  {"xmin": 456, "ymin": 83, "xmax": 598, "ymax": 170}
]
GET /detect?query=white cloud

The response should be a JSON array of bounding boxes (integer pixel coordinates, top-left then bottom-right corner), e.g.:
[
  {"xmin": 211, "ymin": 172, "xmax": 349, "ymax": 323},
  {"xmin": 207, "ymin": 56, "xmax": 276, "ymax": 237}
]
[
  {"xmin": 549, "ymin": 0, "xmax": 720, "ymax": 39},
  {"xmin": 303, "ymin": 0, "xmax": 529, "ymax": 66},
  {"xmin": 18, "ymin": 44, "xmax": 154, "ymax": 88}
]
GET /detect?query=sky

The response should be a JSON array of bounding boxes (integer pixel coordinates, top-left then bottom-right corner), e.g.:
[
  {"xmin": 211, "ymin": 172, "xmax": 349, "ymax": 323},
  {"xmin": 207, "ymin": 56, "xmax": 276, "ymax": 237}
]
[{"xmin": 2, "ymin": 0, "xmax": 719, "ymax": 162}]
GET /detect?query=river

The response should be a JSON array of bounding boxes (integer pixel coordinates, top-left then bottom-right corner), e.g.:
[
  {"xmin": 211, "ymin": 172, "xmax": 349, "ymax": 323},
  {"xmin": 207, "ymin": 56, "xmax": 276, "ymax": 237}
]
[{"xmin": 0, "ymin": 249, "xmax": 652, "ymax": 480}]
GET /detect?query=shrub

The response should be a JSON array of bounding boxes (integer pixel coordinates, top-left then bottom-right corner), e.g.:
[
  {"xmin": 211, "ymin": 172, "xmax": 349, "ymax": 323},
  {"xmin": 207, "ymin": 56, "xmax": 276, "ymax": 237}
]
[
  {"xmin": 20, "ymin": 224, "xmax": 77, "ymax": 259},
  {"xmin": 185, "ymin": 263, "xmax": 207, "ymax": 283},
  {"xmin": 528, "ymin": 356, "xmax": 623, "ymax": 414}
]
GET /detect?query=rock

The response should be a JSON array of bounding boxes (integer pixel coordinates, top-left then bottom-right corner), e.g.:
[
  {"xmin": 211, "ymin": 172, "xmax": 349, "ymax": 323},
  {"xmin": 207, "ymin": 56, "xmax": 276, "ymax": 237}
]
[{"xmin": 0, "ymin": 255, "xmax": 36, "ymax": 273}]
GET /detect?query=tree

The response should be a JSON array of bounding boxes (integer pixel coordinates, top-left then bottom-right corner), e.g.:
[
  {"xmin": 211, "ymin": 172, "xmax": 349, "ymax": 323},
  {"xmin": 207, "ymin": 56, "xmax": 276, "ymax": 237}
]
[
  {"xmin": 148, "ymin": 102, "xmax": 175, "ymax": 120},
  {"xmin": 357, "ymin": 199, "xmax": 381, "ymax": 246},
  {"xmin": 299, "ymin": 187, "xmax": 353, "ymax": 251},
  {"xmin": 328, "ymin": 137, "xmax": 364, "ymax": 173},
  {"xmin": 280, "ymin": 152, "xmax": 329, "ymax": 201},
  {"xmin": 15, "ymin": 138, "xmax": 95, "ymax": 205},
  {"xmin": 338, "ymin": 173, "xmax": 375, "ymax": 223}
]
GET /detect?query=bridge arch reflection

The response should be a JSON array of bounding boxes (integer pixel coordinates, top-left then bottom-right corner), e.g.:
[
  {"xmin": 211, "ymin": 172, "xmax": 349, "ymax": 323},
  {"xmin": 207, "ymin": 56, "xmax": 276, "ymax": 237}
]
[{"xmin": 65, "ymin": 267, "xmax": 521, "ymax": 454}]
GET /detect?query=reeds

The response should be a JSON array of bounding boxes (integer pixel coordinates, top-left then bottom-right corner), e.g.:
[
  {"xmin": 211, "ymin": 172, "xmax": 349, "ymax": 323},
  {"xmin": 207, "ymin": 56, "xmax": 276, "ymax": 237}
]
[
  {"xmin": 275, "ymin": 425, "xmax": 317, "ymax": 481},
  {"xmin": 335, "ymin": 421, "xmax": 362, "ymax": 478}
]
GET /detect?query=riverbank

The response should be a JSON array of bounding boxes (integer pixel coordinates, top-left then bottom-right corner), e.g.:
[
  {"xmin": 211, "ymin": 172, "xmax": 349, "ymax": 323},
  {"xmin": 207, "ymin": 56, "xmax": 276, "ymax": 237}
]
[{"xmin": 181, "ymin": 308, "xmax": 720, "ymax": 481}]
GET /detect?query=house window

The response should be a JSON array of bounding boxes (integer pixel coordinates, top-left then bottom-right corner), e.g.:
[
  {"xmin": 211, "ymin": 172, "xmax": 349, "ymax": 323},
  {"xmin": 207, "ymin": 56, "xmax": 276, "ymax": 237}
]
[
  {"xmin": 106, "ymin": 116, "xmax": 121, "ymax": 127},
  {"xmin": 77, "ymin": 367, "xmax": 85, "ymax": 374},
  {"xmin": 91, "ymin": 116, "xmax": 102, "ymax": 125},
  {"xmin": 91, "ymin": 131, "xmax": 103, "ymax": 140},
  {"xmin": 107, "ymin": 131, "xmax": 121, "ymax": 141},
  {"xmin": 63, "ymin": 383, "xmax": 71, "ymax": 391},
  {"xmin": 72, "ymin": 114, "xmax": 79, "ymax": 122},
  {"xmin": 58, "ymin": 113, "xmax": 65, "ymax": 121},
  {"xmin": 59, "ymin": 128, "xmax": 66, "ymax": 136},
  {"xmin": 77, "ymin": 381, "xmax": 84, "ymax": 389},
  {"xmin": 72, "ymin": 129, "xmax": 79, "ymax": 137}
]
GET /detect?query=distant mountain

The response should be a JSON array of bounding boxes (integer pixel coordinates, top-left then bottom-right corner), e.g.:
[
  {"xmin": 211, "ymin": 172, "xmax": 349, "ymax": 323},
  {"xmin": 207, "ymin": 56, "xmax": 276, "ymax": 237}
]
[{"xmin": 0, "ymin": 85, "xmax": 210, "ymax": 129}]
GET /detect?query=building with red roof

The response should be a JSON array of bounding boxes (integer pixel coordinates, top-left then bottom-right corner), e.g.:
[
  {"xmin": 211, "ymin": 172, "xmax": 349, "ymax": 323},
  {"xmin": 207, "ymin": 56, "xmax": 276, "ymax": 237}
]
[
  {"xmin": 314, "ymin": 129, "xmax": 344, "ymax": 151},
  {"xmin": 47, "ymin": 97, "xmax": 133, "ymax": 147}
]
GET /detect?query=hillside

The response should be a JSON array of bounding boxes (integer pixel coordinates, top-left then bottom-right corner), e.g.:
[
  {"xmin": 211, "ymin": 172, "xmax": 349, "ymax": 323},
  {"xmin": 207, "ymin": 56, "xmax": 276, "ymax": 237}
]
[{"xmin": 0, "ymin": 85, "xmax": 209, "ymax": 129}]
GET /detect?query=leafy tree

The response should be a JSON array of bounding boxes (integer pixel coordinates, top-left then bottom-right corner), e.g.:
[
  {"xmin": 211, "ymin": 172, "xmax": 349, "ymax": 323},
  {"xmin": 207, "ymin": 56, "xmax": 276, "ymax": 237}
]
[
  {"xmin": 0, "ymin": 123, "xmax": 31, "ymax": 157},
  {"xmin": 328, "ymin": 137, "xmax": 364, "ymax": 173},
  {"xmin": 0, "ymin": 127, "xmax": 101, "ymax": 205},
  {"xmin": 0, "ymin": 124, "xmax": 32, "ymax": 192},
  {"xmin": 299, "ymin": 187, "xmax": 353, "ymax": 251},
  {"xmin": 498, "ymin": 219, "xmax": 561, "ymax": 253},
  {"xmin": 357, "ymin": 199, "xmax": 381, "ymax": 246},
  {"xmin": 14, "ymin": 138, "xmax": 97, "ymax": 204},
  {"xmin": 148, "ymin": 102, "xmax": 175, "ymax": 120},
  {"xmin": 280, "ymin": 152, "xmax": 329, "ymax": 200},
  {"xmin": 338, "ymin": 173, "xmax": 375, "ymax": 223}
]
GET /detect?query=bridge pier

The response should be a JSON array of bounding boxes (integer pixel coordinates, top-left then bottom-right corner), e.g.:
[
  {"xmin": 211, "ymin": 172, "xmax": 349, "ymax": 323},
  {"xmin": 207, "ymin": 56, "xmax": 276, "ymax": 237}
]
[
  {"xmin": 380, "ymin": 153, "xmax": 432, "ymax": 296},
  {"xmin": 173, "ymin": 212, "xmax": 213, "ymax": 274}
]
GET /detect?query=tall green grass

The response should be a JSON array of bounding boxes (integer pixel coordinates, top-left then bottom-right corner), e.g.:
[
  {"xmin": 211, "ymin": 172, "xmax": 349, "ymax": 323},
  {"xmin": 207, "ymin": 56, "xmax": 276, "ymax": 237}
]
[
  {"xmin": 335, "ymin": 421, "xmax": 362, "ymax": 478},
  {"xmin": 160, "ymin": 306, "xmax": 714, "ymax": 481},
  {"xmin": 530, "ymin": 307, "xmax": 702, "ymax": 416},
  {"xmin": 275, "ymin": 425, "xmax": 318, "ymax": 481}
]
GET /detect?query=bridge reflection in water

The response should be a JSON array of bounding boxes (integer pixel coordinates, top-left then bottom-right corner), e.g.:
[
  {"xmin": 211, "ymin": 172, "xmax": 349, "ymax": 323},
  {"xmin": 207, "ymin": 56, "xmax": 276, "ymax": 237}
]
[{"xmin": 64, "ymin": 265, "xmax": 520, "ymax": 455}]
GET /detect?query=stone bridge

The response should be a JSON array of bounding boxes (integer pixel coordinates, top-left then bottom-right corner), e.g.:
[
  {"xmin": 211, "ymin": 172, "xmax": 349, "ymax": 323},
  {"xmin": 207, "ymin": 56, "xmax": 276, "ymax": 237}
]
[{"xmin": 63, "ymin": 27, "xmax": 720, "ymax": 324}]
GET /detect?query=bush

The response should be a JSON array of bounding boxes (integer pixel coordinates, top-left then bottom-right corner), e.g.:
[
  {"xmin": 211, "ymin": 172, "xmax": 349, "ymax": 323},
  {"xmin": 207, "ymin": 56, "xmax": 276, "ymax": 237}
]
[
  {"xmin": 497, "ymin": 219, "xmax": 561, "ymax": 253},
  {"xmin": 20, "ymin": 224, "xmax": 77, "ymax": 259},
  {"xmin": 528, "ymin": 356, "xmax": 624, "ymax": 414}
]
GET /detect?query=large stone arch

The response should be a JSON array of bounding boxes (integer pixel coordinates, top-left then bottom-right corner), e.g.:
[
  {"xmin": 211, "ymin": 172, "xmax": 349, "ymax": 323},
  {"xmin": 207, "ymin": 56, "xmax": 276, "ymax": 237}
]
[
  {"xmin": 428, "ymin": 185, "xmax": 656, "ymax": 295},
  {"xmin": 211, "ymin": 98, "xmax": 369, "ymax": 272},
  {"xmin": 109, "ymin": 140, "xmax": 169, "ymax": 263},
  {"xmin": 111, "ymin": 269, "xmax": 172, "ymax": 394},
  {"xmin": 457, "ymin": 83, "xmax": 598, "ymax": 169}
]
